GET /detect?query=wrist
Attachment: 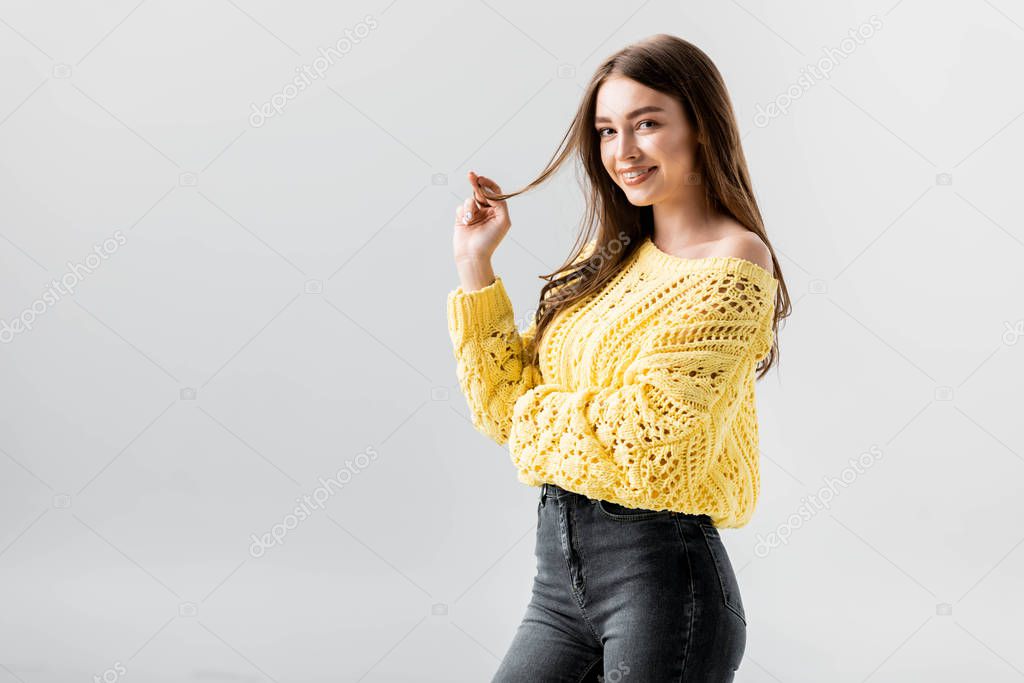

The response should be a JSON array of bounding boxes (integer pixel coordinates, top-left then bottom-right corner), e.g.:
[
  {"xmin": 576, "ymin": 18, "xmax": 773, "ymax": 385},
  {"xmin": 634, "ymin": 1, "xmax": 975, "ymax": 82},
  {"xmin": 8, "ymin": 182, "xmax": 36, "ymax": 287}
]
[{"xmin": 455, "ymin": 258, "xmax": 496, "ymax": 292}]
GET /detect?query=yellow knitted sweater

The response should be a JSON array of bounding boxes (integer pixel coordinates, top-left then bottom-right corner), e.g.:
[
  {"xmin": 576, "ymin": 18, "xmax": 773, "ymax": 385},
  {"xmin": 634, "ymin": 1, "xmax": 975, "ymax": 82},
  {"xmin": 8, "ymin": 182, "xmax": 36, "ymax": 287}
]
[{"xmin": 446, "ymin": 235, "xmax": 779, "ymax": 528}]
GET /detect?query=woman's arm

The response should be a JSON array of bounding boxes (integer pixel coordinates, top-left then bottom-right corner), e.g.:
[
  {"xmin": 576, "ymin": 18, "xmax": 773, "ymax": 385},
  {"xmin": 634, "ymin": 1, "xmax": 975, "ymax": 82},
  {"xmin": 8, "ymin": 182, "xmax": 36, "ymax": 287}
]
[
  {"xmin": 447, "ymin": 275, "xmax": 541, "ymax": 445},
  {"xmin": 446, "ymin": 232, "xmax": 600, "ymax": 445},
  {"xmin": 454, "ymin": 255, "xmax": 496, "ymax": 293}
]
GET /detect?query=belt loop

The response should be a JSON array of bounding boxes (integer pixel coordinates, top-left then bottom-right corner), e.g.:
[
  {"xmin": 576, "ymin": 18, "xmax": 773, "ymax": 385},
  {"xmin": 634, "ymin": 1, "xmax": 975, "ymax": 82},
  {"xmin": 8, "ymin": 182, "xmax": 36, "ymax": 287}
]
[{"xmin": 540, "ymin": 485, "xmax": 548, "ymax": 506}]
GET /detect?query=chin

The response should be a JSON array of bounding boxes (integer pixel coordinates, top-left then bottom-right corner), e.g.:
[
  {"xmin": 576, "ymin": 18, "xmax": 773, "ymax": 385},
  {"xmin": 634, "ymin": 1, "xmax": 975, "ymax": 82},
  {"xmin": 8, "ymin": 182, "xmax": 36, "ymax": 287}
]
[{"xmin": 622, "ymin": 188, "xmax": 658, "ymax": 207}]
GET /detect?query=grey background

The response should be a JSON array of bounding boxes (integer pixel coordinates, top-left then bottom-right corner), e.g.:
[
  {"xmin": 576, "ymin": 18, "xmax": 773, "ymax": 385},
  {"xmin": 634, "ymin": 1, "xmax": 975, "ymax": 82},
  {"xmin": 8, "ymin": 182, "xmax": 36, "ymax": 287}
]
[{"xmin": 1, "ymin": 0, "xmax": 1023, "ymax": 681}]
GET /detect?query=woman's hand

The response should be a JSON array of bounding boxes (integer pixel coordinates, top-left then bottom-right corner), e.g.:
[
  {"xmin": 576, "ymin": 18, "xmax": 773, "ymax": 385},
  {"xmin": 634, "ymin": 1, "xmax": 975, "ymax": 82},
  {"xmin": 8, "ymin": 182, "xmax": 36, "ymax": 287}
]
[{"xmin": 452, "ymin": 171, "xmax": 511, "ymax": 264}]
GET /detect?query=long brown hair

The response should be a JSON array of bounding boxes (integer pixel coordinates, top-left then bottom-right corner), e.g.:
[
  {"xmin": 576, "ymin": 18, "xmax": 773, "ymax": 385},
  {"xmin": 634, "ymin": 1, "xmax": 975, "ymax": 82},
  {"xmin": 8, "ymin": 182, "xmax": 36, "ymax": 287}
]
[{"xmin": 479, "ymin": 33, "xmax": 791, "ymax": 380}]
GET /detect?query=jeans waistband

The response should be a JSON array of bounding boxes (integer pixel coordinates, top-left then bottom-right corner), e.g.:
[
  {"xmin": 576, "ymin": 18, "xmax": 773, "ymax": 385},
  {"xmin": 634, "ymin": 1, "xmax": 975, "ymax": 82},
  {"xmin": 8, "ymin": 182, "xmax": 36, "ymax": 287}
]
[
  {"xmin": 540, "ymin": 482, "xmax": 714, "ymax": 523},
  {"xmin": 541, "ymin": 483, "xmax": 573, "ymax": 500}
]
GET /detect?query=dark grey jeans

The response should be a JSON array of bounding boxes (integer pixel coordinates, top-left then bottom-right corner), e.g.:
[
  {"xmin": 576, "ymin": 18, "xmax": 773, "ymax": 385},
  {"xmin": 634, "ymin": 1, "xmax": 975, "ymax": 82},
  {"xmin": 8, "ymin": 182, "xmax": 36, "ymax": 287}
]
[{"xmin": 492, "ymin": 483, "xmax": 747, "ymax": 682}]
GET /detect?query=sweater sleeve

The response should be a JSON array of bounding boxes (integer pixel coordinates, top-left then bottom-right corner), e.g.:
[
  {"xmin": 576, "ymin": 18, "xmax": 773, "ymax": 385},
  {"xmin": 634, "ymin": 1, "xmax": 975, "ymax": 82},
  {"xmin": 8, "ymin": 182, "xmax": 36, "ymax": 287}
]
[
  {"xmin": 507, "ymin": 270, "xmax": 777, "ymax": 509},
  {"xmin": 446, "ymin": 276, "xmax": 542, "ymax": 445},
  {"xmin": 445, "ymin": 239, "xmax": 598, "ymax": 446}
]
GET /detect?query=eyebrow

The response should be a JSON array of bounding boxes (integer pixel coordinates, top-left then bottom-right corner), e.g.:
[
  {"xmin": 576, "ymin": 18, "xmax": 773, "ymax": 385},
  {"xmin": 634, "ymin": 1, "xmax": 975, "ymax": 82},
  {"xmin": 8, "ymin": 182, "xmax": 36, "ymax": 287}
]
[{"xmin": 594, "ymin": 105, "xmax": 666, "ymax": 124}]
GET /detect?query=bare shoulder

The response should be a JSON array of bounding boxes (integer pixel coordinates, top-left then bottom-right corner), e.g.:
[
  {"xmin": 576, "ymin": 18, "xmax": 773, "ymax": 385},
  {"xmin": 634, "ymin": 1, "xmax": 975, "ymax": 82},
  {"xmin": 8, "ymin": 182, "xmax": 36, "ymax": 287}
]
[{"xmin": 710, "ymin": 227, "xmax": 774, "ymax": 276}]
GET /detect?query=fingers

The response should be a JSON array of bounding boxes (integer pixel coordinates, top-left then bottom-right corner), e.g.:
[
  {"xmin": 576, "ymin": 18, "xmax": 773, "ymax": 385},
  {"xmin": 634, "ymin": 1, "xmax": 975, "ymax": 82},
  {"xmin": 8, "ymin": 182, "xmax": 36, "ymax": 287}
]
[
  {"xmin": 475, "ymin": 174, "xmax": 501, "ymax": 193},
  {"xmin": 468, "ymin": 172, "xmax": 489, "ymax": 207},
  {"xmin": 456, "ymin": 171, "xmax": 504, "ymax": 225},
  {"xmin": 469, "ymin": 171, "xmax": 502, "ymax": 205},
  {"xmin": 456, "ymin": 197, "xmax": 476, "ymax": 225}
]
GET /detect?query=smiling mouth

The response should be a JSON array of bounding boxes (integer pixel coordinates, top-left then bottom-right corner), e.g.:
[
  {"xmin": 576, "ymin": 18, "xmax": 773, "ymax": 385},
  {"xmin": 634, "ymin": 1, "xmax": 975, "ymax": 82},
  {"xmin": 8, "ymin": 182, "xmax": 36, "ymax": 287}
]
[{"xmin": 622, "ymin": 166, "xmax": 657, "ymax": 185}]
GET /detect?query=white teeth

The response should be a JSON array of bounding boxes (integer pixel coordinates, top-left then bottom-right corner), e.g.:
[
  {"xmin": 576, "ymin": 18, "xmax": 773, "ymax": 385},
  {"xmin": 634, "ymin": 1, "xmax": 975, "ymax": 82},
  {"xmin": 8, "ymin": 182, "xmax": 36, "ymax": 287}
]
[{"xmin": 624, "ymin": 167, "xmax": 653, "ymax": 178}]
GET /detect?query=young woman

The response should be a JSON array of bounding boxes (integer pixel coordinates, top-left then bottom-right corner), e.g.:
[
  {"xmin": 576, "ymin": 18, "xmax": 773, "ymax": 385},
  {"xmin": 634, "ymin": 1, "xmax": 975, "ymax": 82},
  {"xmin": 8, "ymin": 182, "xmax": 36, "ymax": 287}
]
[{"xmin": 446, "ymin": 34, "xmax": 791, "ymax": 682}]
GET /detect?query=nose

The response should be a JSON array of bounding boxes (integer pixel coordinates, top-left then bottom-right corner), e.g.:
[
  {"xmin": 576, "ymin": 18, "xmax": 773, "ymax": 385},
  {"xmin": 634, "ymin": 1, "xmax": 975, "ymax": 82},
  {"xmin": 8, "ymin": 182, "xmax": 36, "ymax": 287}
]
[{"xmin": 615, "ymin": 129, "xmax": 640, "ymax": 162}]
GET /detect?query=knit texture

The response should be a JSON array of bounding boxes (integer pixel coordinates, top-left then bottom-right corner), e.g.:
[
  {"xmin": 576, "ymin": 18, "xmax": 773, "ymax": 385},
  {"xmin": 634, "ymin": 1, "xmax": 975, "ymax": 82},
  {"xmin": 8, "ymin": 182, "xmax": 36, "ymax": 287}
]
[{"xmin": 446, "ymin": 235, "xmax": 779, "ymax": 528}]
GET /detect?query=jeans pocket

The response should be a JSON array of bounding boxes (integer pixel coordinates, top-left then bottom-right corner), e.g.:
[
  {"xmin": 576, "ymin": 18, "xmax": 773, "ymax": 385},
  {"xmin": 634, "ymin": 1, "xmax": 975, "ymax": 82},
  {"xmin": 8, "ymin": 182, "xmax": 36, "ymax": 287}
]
[
  {"xmin": 596, "ymin": 499, "xmax": 672, "ymax": 521},
  {"xmin": 699, "ymin": 523, "xmax": 747, "ymax": 624}
]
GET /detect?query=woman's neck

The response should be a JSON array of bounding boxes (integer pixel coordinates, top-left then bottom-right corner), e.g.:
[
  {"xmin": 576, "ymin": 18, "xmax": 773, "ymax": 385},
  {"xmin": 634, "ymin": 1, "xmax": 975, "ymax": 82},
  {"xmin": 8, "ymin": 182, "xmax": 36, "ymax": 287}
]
[{"xmin": 650, "ymin": 201, "xmax": 732, "ymax": 257}]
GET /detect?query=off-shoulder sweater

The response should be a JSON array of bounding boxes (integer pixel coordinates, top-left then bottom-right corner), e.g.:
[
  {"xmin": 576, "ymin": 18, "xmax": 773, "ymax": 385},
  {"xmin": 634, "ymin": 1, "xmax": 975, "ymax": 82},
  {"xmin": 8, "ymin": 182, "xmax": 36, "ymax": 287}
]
[{"xmin": 445, "ymin": 235, "xmax": 779, "ymax": 528}]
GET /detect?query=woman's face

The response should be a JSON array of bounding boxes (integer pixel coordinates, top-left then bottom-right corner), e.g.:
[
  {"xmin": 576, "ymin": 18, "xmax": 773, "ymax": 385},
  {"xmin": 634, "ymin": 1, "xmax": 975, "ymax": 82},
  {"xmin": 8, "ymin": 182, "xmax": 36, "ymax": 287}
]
[{"xmin": 594, "ymin": 76, "xmax": 700, "ymax": 206}]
